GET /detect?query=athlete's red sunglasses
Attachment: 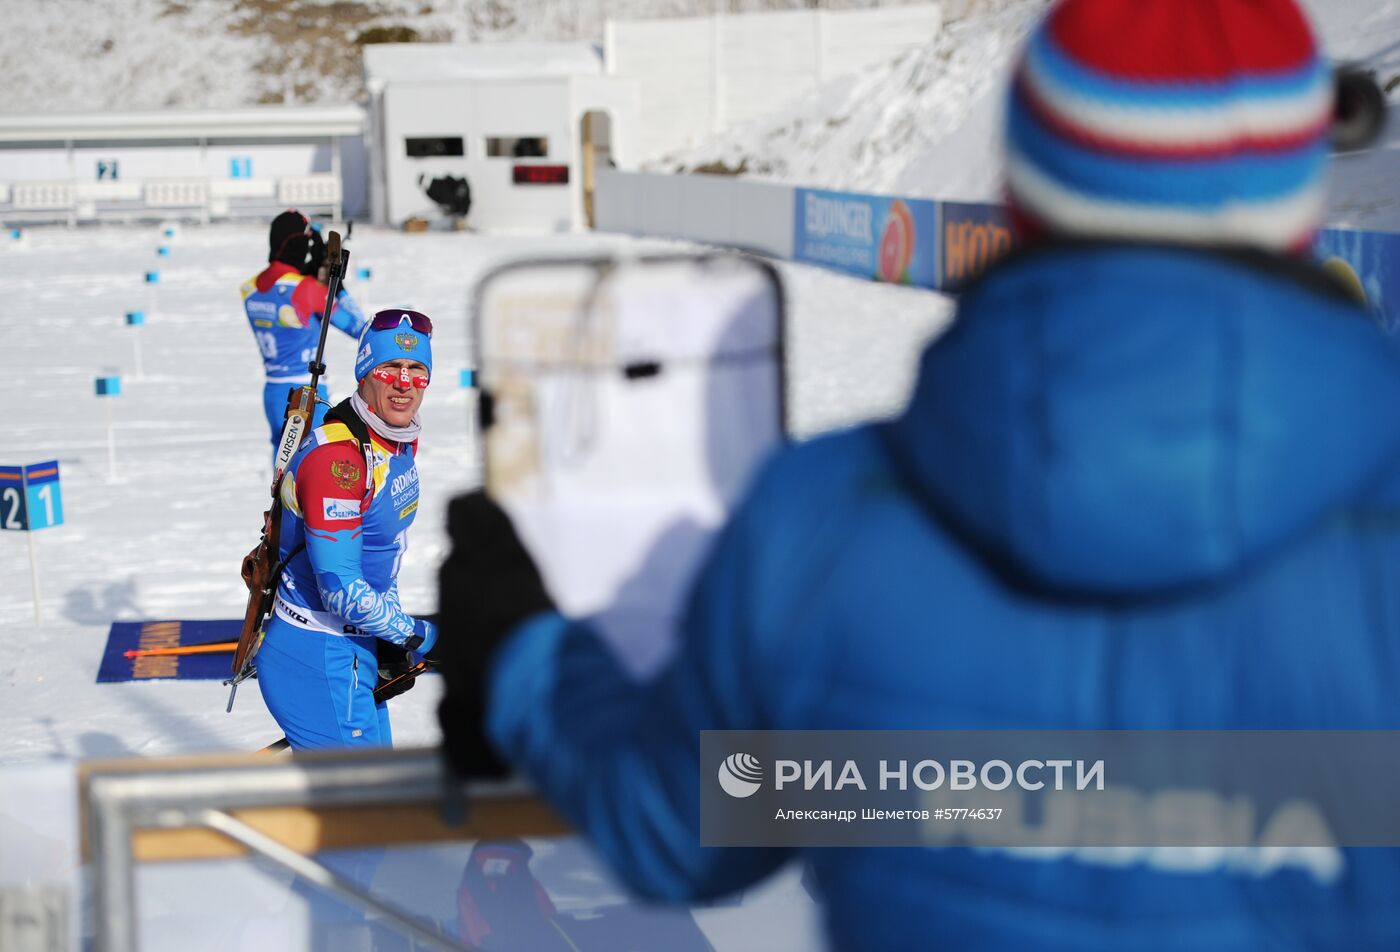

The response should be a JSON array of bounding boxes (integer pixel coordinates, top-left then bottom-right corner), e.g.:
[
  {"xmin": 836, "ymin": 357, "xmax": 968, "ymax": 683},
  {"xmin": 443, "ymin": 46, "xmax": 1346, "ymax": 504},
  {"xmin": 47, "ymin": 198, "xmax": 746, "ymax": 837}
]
[
  {"xmin": 370, "ymin": 365, "xmax": 430, "ymax": 389},
  {"xmin": 370, "ymin": 309, "xmax": 433, "ymax": 335}
]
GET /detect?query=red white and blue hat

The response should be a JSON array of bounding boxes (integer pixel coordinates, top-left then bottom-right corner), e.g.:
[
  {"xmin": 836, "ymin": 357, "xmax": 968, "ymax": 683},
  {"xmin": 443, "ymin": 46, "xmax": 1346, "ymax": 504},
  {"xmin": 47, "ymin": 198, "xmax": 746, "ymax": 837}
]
[{"xmin": 1006, "ymin": 0, "xmax": 1334, "ymax": 252}]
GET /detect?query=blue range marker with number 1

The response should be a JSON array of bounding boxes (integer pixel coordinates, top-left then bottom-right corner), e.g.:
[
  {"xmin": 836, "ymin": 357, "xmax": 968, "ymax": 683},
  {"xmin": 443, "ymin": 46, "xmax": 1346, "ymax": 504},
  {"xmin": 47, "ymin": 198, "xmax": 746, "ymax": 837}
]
[{"xmin": 23, "ymin": 461, "xmax": 63, "ymax": 530}]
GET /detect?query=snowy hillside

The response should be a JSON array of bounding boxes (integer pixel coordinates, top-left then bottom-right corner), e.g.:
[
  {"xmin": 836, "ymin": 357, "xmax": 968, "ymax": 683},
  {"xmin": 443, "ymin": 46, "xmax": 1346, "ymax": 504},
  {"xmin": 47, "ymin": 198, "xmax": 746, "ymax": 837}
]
[
  {"xmin": 0, "ymin": 0, "xmax": 927, "ymax": 112},
  {"xmin": 655, "ymin": 0, "xmax": 1400, "ymax": 204},
  {"xmin": 651, "ymin": 0, "xmax": 1047, "ymax": 200}
]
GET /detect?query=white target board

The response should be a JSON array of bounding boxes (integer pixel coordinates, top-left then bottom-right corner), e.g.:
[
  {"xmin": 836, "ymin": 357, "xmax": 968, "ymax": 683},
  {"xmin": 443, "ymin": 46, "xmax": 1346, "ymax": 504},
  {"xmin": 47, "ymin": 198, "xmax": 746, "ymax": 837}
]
[{"xmin": 474, "ymin": 253, "xmax": 786, "ymax": 679}]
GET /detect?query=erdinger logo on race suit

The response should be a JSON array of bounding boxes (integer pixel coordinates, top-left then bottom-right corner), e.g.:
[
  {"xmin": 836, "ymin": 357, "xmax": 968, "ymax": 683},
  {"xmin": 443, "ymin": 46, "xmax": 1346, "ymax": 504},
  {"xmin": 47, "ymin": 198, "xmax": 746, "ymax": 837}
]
[
  {"xmin": 322, "ymin": 497, "xmax": 361, "ymax": 521},
  {"xmin": 389, "ymin": 467, "xmax": 419, "ymax": 504},
  {"xmin": 330, "ymin": 460, "xmax": 361, "ymax": 491},
  {"xmin": 394, "ymin": 331, "xmax": 419, "ymax": 351}
]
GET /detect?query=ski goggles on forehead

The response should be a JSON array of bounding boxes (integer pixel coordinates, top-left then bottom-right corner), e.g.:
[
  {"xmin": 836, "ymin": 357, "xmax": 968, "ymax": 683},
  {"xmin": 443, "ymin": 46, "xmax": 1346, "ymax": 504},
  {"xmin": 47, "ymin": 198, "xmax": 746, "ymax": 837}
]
[
  {"xmin": 370, "ymin": 365, "xmax": 430, "ymax": 389},
  {"xmin": 369, "ymin": 309, "xmax": 433, "ymax": 335}
]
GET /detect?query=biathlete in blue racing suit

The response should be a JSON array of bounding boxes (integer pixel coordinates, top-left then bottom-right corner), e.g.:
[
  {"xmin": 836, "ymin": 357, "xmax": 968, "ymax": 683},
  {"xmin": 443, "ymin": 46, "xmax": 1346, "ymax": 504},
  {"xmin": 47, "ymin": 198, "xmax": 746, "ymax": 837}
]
[
  {"xmin": 256, "ymin": 310, "xmax": 437, "ymax": 750},
  {"xmin": 241, "ymin": 209, "xmax": 367, "ymax": 466}
]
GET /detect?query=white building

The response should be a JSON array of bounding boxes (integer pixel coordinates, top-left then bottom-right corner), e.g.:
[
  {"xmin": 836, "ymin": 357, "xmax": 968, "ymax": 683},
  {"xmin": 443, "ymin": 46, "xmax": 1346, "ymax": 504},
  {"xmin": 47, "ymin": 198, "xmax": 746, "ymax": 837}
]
[
  {"xmin": 0, "ymin": 106, "xmax": 366, "ymax": 226},
  {"xmin": 364, "ymin": 42, "xmax": 638, "ymax": 232},
  {"xmin": 0, "ymin": 5, "xmax": 942, "ymax": 233}
]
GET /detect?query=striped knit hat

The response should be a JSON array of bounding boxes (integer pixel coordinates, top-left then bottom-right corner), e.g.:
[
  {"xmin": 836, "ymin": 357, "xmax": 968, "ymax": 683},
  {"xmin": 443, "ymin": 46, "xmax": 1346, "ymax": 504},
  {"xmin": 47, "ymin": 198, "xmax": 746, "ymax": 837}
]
[{"xmin": 1006, "ymin": 0, "xmax": 1335, "ymax": 253}]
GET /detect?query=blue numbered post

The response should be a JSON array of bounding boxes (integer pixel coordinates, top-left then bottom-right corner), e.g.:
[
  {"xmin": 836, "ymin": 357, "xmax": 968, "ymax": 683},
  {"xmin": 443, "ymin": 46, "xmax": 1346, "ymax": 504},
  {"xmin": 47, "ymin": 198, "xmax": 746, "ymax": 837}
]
[
  {"xmin": 95, "ymin": 375, "xmax": 122, "ymax": 396},
  {"xmin": 0, "ymin": 466, "xmax": 26, "ymax": 530},
  {"xmin": 357, "ymin": 267, "xmax": 373, "ymax": 280},
  {"xmin": 157, "ymin": 246, "xmax": 171, "ymax": 257},
  {"xmin": 125, "ymin": 311, "xmax": 145, "ymax": 326},
  {"xmin": 21, "ymin": 461, "xmax": 63, "ymax": 530},
  {"xmin": 2, "ymin": 461, "xmax": 61, "ymax": 624},
  {"xmin": 144, "ymin": 271, "xmax": 160, "ymax": 284},
  {"xmin": 460, "ymin": 368, "xmax": 476, "ymax": 388}
]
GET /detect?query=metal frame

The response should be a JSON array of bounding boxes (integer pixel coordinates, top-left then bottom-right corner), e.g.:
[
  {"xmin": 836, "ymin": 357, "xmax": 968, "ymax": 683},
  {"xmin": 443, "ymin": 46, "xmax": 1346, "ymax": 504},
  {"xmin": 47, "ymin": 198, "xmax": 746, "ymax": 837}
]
[
  {"xmin": 83, "ymin": 746, "xmax": 560, "ymax": 952},
  {"xmin": 468, "ymin": 250, "xmax": 790, "ymax": 438}
]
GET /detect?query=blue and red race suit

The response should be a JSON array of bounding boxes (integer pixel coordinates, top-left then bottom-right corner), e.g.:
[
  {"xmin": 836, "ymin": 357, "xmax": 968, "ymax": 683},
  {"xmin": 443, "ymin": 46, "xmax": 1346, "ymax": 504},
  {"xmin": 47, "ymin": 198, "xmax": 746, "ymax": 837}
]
[
  {"xmin": 241, "ymin": 262, "xmax": 367, "ymax": 458},
  {"xmin": 255, "ymin": 401, "xmax": 435, "ymax": 749}
]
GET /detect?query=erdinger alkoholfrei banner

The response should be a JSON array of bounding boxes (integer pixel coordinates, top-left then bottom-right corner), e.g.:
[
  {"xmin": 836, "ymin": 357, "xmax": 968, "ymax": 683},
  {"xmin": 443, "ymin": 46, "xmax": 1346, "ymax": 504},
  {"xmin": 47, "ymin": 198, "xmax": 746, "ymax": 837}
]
[
  {"xmin": 1313, "ymin": 226, "xmax": 1400, "ymax": 335},
  {"xmin": 793, "ymin": 188, "xmax": 939, "ymax": 288},
  {"xmin": 940, "ymin": 201, "xmax": 1015, "ymax": 289}
]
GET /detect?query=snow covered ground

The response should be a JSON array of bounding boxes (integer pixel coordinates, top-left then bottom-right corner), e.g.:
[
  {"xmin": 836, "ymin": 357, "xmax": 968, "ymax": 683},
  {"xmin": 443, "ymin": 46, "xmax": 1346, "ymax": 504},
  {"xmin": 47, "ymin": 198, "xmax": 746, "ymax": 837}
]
[
  {"xmin": 0, "ymin": 222, "xmax": 951, "ymax": 765},
  {"xmin": 0, "ymin": 221, "xmax": 952, "ymax": 949}
]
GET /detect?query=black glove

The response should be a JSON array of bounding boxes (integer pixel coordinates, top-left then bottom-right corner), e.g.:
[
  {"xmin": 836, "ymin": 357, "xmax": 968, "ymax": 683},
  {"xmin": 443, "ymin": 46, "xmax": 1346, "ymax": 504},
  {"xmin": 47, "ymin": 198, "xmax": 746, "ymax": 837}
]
[
  {"xmin": 376, "ymin": 640, "xmax": 418, "ymax": 701},
  {"xmin": 436, "ymin": 491, "xmax": 554, "ymax": 778}
]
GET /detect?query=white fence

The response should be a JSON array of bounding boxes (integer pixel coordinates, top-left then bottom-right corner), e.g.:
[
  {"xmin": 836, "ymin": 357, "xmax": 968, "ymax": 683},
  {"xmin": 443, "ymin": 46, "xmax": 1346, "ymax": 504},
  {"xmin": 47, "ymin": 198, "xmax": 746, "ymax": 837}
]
[
  {"xmin": 595, "ymin": 167, "xmax": 795, "ymax": 257},
  {"xmin": 607, "ymin": 3, "xmax": 943, "ymax": 161},
  {"xmin": 0, "ymin": 174, "xmax": 344, "ymax": 226}
]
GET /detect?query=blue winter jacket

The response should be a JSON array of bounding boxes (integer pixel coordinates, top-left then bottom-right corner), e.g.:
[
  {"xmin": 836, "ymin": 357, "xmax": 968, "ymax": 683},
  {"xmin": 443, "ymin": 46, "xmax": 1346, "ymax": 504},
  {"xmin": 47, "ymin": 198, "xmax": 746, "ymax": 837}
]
[{"xmin": 486, "ymin": 244, "xmax": 1400, "ymax": 950}]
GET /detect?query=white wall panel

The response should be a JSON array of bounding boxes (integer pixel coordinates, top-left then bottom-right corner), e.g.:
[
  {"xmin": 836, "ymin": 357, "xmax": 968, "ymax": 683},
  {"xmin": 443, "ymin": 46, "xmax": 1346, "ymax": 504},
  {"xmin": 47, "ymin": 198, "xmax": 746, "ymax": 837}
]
[
  {"xmin": 594, "ymin": 170, "xmax": 794, "ymax": 260},
  {"xmin": 608, "ymin": 5, "xmax": 942, "ymax": 162},
  {"xmin": 818, "ymin": 6, "xmax": 943, "ymax": 81},
  {"xmin": 609, "ymin": 16, "xmax": 717, "ymax": 163}
]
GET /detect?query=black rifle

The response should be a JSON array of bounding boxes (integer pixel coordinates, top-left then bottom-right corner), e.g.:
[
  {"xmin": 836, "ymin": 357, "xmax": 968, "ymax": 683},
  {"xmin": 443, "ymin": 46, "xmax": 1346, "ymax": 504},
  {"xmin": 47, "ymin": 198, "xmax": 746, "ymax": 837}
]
[{"xmin": 226, "ymin": 231, "xmax": 351, "ymax": 712}]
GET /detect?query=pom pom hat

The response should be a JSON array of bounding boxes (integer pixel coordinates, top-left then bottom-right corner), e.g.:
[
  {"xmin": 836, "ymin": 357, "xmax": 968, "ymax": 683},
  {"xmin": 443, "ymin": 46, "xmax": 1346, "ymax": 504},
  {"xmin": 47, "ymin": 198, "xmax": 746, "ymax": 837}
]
[{"xmin": 1005, "ymin": 0, "xmax": 1334, "ymax": 252}]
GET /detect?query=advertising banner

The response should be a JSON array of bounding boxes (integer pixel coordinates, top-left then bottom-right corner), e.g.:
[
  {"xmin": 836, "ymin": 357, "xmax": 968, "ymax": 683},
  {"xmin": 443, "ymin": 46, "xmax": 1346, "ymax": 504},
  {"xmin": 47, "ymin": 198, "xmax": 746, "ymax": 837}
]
[
  {"xmin": 940, "ymin": 201, "xmax": 1015, "ymax": 290},
  {"xmin": 793, "ymin": 188, "xmax": 939, "ymax": 288},
  {"xmin": 1313, "ymin": 227, "xmax": 1400, "ymax": 335}
]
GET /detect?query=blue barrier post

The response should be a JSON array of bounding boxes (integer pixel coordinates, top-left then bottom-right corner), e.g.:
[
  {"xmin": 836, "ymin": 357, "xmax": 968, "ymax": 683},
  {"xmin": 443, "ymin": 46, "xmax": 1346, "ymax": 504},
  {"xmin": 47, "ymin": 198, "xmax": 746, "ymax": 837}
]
[
  {"xmin": 125, "ymin": 312, "xmax": 146, "ymax": 378},
  {"xmin": 96, "ymin": 375, "xmax": 121, "ymax": 480},
  {"xmin": 1, "ymin": 460, "xmax": 64, "ymax": 622},
  {"xmin": 144, "ymin": 270, "xmax": 160, "ymax": 317}
]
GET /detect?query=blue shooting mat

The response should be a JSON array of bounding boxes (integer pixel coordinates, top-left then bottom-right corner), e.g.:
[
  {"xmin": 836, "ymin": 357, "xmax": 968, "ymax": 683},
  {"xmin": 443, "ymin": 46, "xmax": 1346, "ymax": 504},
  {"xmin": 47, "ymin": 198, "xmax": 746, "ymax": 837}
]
[{"xmin": 96, "ymin": 619, "xmax": 242, "ymax": 683}]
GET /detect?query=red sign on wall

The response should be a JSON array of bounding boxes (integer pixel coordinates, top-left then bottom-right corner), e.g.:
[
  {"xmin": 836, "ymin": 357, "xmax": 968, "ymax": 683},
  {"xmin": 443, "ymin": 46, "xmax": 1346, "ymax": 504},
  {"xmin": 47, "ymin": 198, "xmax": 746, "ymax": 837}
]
[{"xmin": 513, "ymin": 165, "xmax": 570, "ymax": 186}]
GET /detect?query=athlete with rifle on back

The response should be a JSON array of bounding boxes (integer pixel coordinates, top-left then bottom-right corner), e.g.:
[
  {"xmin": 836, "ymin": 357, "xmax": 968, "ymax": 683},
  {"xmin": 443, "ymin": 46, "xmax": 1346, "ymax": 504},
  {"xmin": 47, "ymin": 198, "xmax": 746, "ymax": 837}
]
[
  {"xmin": 241, "ymin": 210, "xmax": 368, "ymax": 467},
  {"xmin": 231, "ymin": 228, "xmax": 439, "ymax": 750}
]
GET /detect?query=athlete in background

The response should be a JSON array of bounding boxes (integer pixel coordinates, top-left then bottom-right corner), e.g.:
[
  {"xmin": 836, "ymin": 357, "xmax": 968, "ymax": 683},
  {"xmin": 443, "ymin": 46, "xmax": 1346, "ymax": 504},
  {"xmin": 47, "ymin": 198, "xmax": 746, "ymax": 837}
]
[
  {"xmin": 255, "ymin": 310, "xmax": 438, "ymax": 750},
  {"xmin": 241, "ymin": 209, "xmax": 367, "ymax": 465}
]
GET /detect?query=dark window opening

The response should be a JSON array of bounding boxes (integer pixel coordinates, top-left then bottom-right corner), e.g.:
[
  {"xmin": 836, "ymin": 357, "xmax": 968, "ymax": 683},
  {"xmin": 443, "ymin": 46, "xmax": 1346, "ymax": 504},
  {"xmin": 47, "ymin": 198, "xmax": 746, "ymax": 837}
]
[
  {"xmin": 487, "ymin": 136, "xmax": 549, "ymax": 158},
  {"xmin": 405, "ymin": 137, "xmax": 465, "ymax": 158}
]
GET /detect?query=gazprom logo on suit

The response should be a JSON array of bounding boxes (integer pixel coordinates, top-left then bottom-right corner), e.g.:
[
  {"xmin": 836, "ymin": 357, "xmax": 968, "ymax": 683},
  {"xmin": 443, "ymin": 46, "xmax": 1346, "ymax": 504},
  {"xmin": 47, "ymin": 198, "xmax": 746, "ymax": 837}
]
[{"xmin": 322, "ymin": 498, "xmax": 361, "ymax": 521}]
